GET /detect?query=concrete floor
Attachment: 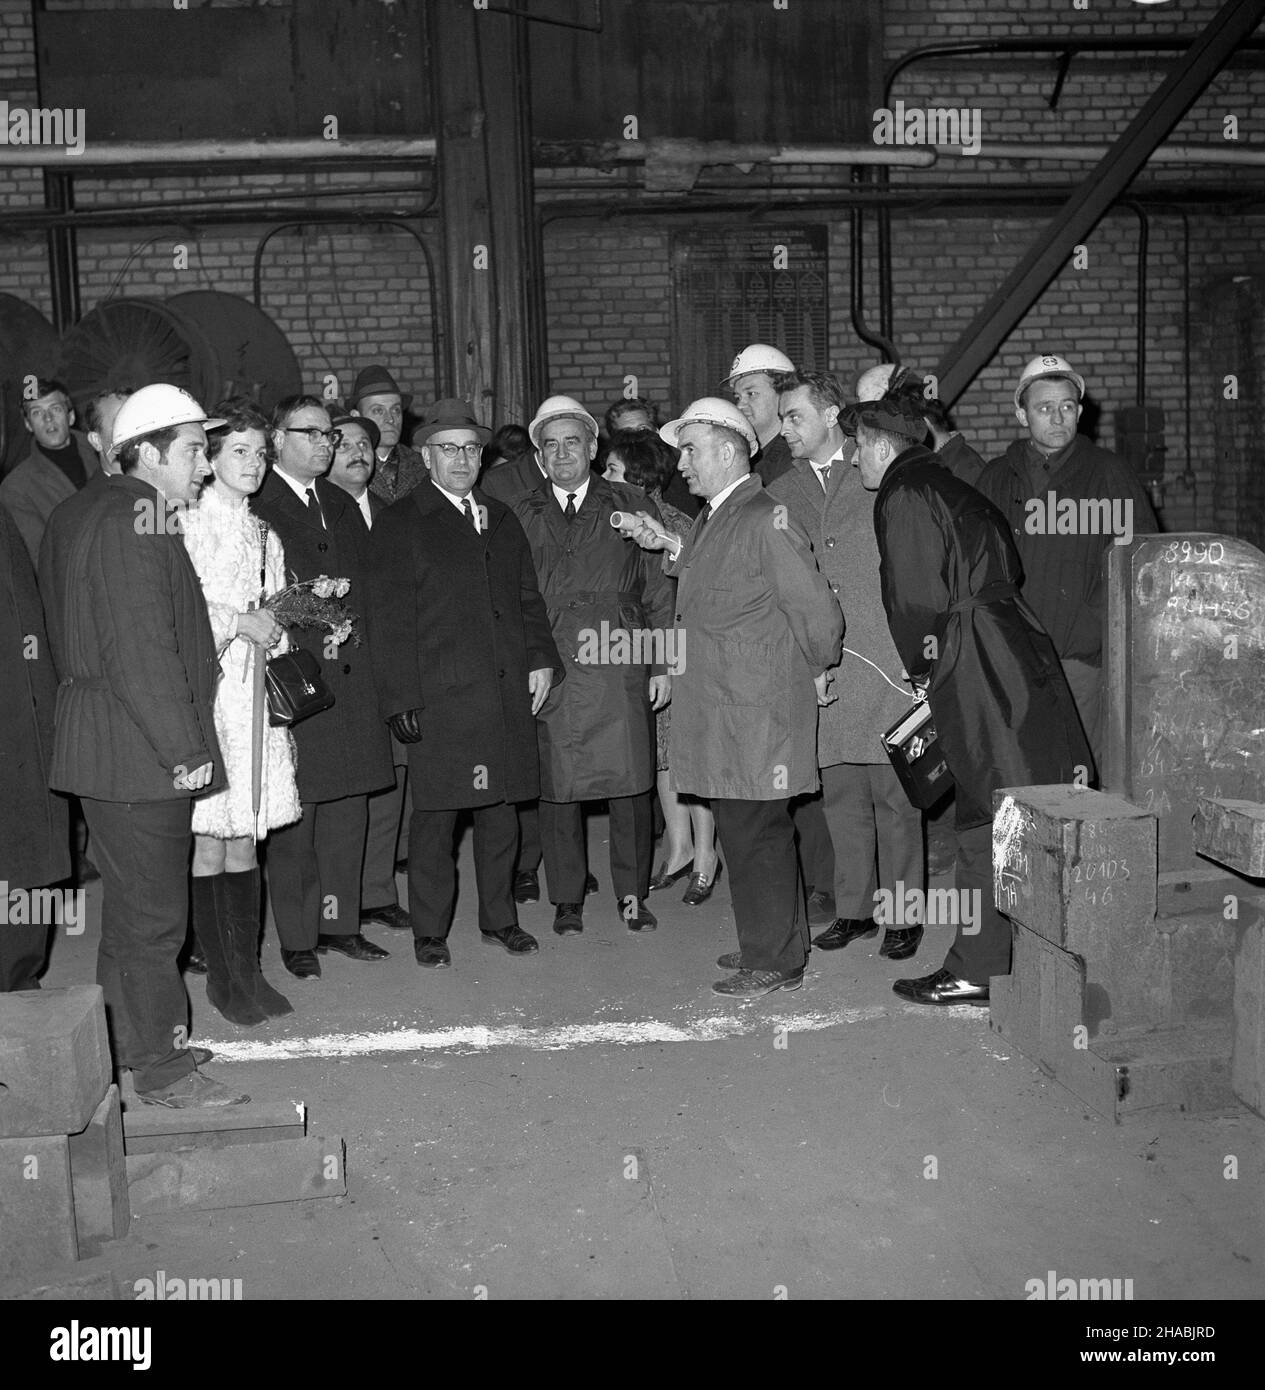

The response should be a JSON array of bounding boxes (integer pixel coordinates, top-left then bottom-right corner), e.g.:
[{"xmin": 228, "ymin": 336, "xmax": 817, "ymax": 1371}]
[{"xmin": 10, "ymin": 811, "xmax": 1264, "ymax": 1301}]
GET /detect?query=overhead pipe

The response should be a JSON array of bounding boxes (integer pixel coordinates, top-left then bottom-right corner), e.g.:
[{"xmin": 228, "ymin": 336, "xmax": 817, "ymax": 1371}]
[
  {"xmin": 0, "ymin": 137, "xmax": 437, "ymax": 169},
  {"xmin": 849, "ymin": 168, "xmax": 899, "ymax": 364}
]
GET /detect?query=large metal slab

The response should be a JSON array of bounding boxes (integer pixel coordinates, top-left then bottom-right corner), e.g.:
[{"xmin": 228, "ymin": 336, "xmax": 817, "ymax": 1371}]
[
  {"xmin": 0, "ymin": 986, "xmax": 111, "ymax": 1139},
  {"xmin": 0, "ymin": 1132, "xmax": 78, "ymax": 1273},
  {"xmin": 1194, "ymin": 797, "xmax": 1265, "ymax": 878},
  {"xmin": 122, "ymin": 1100, "xmax": 306, "ymax": 1155},
  {"xmin": 68, "ymin": 1084, "xmax": 130, "ymax": 1253},
  {"xmin": 126, "ymin": 1135, "xmax": 345, "ymax": 1215}
]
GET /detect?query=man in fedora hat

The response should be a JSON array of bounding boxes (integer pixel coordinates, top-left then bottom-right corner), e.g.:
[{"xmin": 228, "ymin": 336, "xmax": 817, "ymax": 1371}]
[
  {"xmin": 347, "ymin": 364, "xmax": 427, "ymax": 505},
  {"xmin": 368, "ymin": 398, "xmax": 562, "ymax": 969}
]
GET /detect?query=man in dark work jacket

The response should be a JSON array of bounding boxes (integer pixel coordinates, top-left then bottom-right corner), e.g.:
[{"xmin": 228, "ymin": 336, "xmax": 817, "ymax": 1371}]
[
  {"xmin": 253, "ymin": 395, "xmax": 394, "ymax": 980},
  {"xmin": 975, "ymin": 354, "xmax": 1158, "ymax": 773}
]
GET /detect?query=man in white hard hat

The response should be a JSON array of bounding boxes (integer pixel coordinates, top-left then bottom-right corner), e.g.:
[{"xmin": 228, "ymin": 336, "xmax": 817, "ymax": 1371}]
[
  {"xmin": 47, "ymin": 384, "xmax": 249, "ymax": 1107},
  {"xmin": 976, "ymin": 354, "xmax": 1159, "ymax": 768},
  {"xmin": 724, "ymin": 343, "xmax": 796, "ymax": 486},
  {"xmin": 617, "ymin": 398, "xmax": 842, "ymax": 998},
  {"xmin": 509, "ymin": 394, "xmax": 675, "ymax": 936}
]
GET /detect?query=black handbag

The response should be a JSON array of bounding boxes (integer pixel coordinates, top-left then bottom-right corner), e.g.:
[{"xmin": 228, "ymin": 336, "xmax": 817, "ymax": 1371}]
[{"xmin": 257, "ymin": 521, "xmax": 335, "ymax": 726}]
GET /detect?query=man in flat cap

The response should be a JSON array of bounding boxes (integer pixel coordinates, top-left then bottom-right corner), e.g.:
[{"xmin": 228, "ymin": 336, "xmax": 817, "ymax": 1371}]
[
  {"xmin": 368, "ymin": 399, "xmax": 562, "ymax": 969},
  {"xmin": 857, "ymin": 395, "xmax": 1091, "ymax": 1007},
  {"xmin": 620, "ymin": 398, "xmax": 842, "ymax": 998},
  {"xmin": 348, "ymin": 364, "xmax": 427, "ymax": 505}
]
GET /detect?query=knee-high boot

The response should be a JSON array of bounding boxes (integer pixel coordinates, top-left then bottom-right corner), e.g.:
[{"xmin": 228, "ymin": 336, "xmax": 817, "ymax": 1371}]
[
  {"xmin": 190, "ymin": 873, "xmax": 267, "ymax": 1026},
  {"xmin": 218, "ymin": 868, "xmax": 293, "ymax": 1018}
]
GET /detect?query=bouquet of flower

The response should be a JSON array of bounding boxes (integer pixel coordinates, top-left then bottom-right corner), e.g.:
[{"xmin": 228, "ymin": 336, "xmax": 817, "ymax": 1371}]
[{"xmin": 264, "ymin": 574, "xmax": 361, "ymax": 647}]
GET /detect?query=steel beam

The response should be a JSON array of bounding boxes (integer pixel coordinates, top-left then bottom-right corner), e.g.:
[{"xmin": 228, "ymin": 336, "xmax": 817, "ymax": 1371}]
[{"xmin": 935, "ymin": 0, "xmax": 1265, "ymax": 407}]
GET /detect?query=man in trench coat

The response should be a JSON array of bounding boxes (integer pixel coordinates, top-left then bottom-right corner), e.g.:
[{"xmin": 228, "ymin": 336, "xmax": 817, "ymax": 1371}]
[
  {"xmin": 368, "ymin": 400, "xmax": 562, "ymax": 969},
  {"xmin": 620, "ymin": 399, "xmax": 843, "ymax": 998},
  {"xmin": 858, "ymin": 397, "xmax": 1092, "ymax": 1006},
  {"xmin": 510, "ymin": 396, "xmax": 675, "ymax": 938},
  {"xmin": 254, "ymin": 395, "xmax": 395, "ymax": 980}
]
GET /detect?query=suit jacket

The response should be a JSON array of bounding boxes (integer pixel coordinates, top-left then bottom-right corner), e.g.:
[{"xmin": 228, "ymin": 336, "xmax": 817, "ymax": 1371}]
[
  {"xmin": 368, "ymin": 481, "xmax": 562, "ymax": 810},
  {"xmin": 0, "ymin": 503, "xmax": 70, "ymax": 886},
  {"xmin": 0, "ymin": 435, "xmax": 99, "ymax": 563},
  {"xmin": 368, "ymin": 442, "xmax": 428, "ymax": 505},
  {"xmin": 49, "ymin": 474, "xmax": 224, "ymax": 803},
  {"xmin": 666, "ymin": 475, "xmax": 842, "ymax": 800},
  {"xmin": 251, "ymin": 470, "xmax": 393, "ymax": 803},
  {"xmin": 38, "ymin": 468, "xmax": 110, "ymax": 679},
  {"xmin": 511, "ymin": 471, "xmax": 676, "ymax": 802},
  {"xmin": 480, "ymin": 452, "xmax": 547, "ymax": 506},
  {"xmin": 767, "ymin": 454, "xmax": 911, "ymax": 765},
  {"xmin": 875, "ymin": 445, "xmax": 1092, "ymax": 827}
]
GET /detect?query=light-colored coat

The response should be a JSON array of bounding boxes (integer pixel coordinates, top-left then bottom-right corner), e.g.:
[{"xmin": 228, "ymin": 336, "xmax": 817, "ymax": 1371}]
[
  {"xmin": 767, "ymin": 454, "xmax": 915, "ymax": 765},
  {"xmin": 0, "ymin": 435, "xmax": 99, "ymax": 562},
  {"xmin": 667, "ymin": 475, "xmax": 843, "ymax": 800}
]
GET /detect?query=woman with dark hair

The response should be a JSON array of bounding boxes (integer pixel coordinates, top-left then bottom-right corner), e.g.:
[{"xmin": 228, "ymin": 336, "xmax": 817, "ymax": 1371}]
[
  {"xmin": 601, "ymin": 429, "xmax": 720, "ymax": 905},
  {"xmin": 480, "ymin": 422, "xmax": 533, "ymax": 473},
  {"xmin": 182, "ymin": 396, "xmax": 299, "ymax": 1025}
]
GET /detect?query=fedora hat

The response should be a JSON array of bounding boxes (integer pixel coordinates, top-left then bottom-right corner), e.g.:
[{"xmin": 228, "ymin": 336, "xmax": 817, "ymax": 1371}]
[
  {"xmin": 346, "ymin": 365, "xmax": 413, "ymax": 410},
  {"xmin": 412, "ymin": 397, "xmax": 491, "ymax": 446},
  {"xmin": 330, "ymin": 411, "xmax": 380, "ymax": 451}
]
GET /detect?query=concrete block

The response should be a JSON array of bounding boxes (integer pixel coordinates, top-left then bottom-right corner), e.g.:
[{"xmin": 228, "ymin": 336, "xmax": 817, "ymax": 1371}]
[
  {"xmin": 0, "ymin": 986, "xmax": 111, "ymax": 1139},
  {"xmin": 1233, "ymin": 917, "xmax": 1265, "ymax": 1116},
  {"xmin": 126, "ymin": 1135, "xmax": 346, "ymax": 1215},
  {"xmin": 0, "ymin": 1132, "xmax": 78, "ymax": 1273},
  {"xmin": 122, "ymin": 1099, "xmax": 306, "ymax": 1155},
  {"xmin": 68, "ymin": 1084, "xmax": 129, "ymax": 1253},
  {"xmin": 1194, "ymin": 797, "xmax": 1265, "ymax": 878},
  {"xmin": 992, "ymin": 785, "xmax": 1158, "ymax": 947}
]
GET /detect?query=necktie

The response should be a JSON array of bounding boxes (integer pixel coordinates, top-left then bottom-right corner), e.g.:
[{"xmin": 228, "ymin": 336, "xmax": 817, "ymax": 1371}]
[
  {"xmin": 462, "ymin": 496, "xmax": 479, "ymax": 533},
  {"xmin": 564, "ymin": 492, "xmax": 577, "ymax": 522},
  {"xmin": 818, "ymin": 464, "xmax": 832, "ymax": 492},
  {"xmin": 694, "ymin": 502, "xmax": 712, "ymax": 536},
  {"xmin": 305, "ymin": 486, "xmax": 325, "ymax": 530}
]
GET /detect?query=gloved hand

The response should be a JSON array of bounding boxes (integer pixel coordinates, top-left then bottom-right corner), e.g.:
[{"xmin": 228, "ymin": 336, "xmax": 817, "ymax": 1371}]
[{"xmin": 387, "ymin": 709, "xmax": 424, "ymax": 743}]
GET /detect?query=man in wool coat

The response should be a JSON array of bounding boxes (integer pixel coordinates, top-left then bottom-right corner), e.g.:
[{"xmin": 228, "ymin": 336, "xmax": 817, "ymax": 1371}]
[{"xmin": 368, "ymin": 400, "xmax": 562, "ymax": 969}]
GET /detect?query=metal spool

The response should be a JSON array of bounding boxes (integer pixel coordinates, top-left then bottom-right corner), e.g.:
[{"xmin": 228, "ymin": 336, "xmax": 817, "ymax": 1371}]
[
  {"xmin": 0, "ymin": 295, "xmax": 60, "ymax": 476},
  {"xmin": 55, "ymin": 297, "xmax": 219, "ymax": 410},
  {"xmin": 167, "ymin": 291, "xmax": 302, "ymax": 412}
]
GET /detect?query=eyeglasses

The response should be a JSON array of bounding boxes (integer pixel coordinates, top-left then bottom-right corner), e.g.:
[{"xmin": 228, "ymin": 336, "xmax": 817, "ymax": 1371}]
[
  {"xmin": 430, "ymin": 442, "xmax": 483, "ymax": 460},
  {"xmin": 284, "ymin": 427, "xmax": 342, "ymax": 447}
]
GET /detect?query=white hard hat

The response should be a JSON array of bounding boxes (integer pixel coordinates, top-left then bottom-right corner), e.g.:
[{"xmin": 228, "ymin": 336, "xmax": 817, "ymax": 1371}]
[
  {"xmin": 660, "ymin": 397, "xmax": 759, "ymax": 454},
  {"xmin": 723, "ymin": 343, "xmax": 795, "ymax": 388},
  {"xmin": 528, "ymin": 394, "xmax": 599, "ymax": 448},
  {"xmin": 856, "ymin": 364, "xmax": 902, "ymax": 403},
  {"xmin": 1014, "ymin": 354, "xmax": 1086, "ymax": 411},
  {"xmin": 109, "ymin": 384, "xmax": 225, "ymax": 456}
]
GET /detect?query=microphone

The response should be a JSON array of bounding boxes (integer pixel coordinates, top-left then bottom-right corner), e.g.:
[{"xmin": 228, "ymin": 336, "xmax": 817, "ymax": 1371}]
[{"xmin": 610, "ymin": 511, "xmax": 633, "ymax": 529}]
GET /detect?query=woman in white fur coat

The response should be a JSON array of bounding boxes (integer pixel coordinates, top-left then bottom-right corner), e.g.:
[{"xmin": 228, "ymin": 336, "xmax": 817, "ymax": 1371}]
[{"xmin": 182, "ymin": 397, "xmax": 300, "ymax": 1026}]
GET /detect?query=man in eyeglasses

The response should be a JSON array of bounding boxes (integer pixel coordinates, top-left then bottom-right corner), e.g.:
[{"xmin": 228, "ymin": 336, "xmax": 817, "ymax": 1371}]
[
  {"xmin": 975, "ymin": 355, "xmax": 1159, "ymax": 770},
  {"xmin": 367, "ymin": 399, "xmax": 562, "ymax": 970},
  {"xmin": 347, "ymin": 365, "xmax": 427, "ymax": 505},
  {"xmin": 252, "ymin": 395, "xmax": 395, "ymax": 980}
]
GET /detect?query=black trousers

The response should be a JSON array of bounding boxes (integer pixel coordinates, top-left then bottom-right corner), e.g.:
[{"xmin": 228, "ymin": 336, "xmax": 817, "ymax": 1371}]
[
  {"xmin": 407, "ymin": 800, "xmax": 518, "ymax": 939},
  {"xmin": 790, "ymin": 789, "xmax": 835, "ymax": 896},
  {"xmin": 712, "ymin": 797, "xmax": 806, "ymax": 975},
  {"xmin": 540, "ymin": 793, "xmax": 652, "ymax": 905},
  {"xmin": 81, "ymin": 796, "xmax": 196, "ymax": 1093},
  {"xmin": 943, "ymin": 820, "xmax": 1013, "ymax": 984},
  {"xmin": 362, "ymin": 760, "xmax": 410, "ymax": 908},
  {"xmin": 0, "ymin": 909, "xmax": 51, "ymax": 991},
  {"xmin": 514, "ymin": 800, "xmax": 542, "ymax": 876},
  {"xmin": 266, "ymin": 795, "xmax": 368, "ymax": 949},
  {"xmin": 822, "ymin": 762, "xmax": 923, "ymax": 918}
]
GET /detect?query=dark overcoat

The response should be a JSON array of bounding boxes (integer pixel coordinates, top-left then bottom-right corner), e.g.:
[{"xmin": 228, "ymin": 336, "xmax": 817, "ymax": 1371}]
[
  {"xmin": 767, "ymin": 453, "xmax": 913, "ymax": 765},
  {"xmin": 511, "ymin": 473, "xmax": 676, "ymax": 803},
  {"xmin": 667, "ymin": 475, "xmax": 843, "ymax": 800},
  {"xmin": 37, "ymin": 467, "xmax": 109, "ymax": 679},
  {"xmin": 873, "ymin": 446, "xmax": 1092, "ymax": 828},
  {"xmin": 48, "ymin": 474, "xmax": 224, "ymax": 803},
  {"xmin": 0, "ymin": 503, "xmax": 70, "ymax": 887},
  {"xmin": 367, "ymin": 482, "xmax": 562, "ymax": 811},
  {"xmin": 479, "ymin": 452, "xmax": 544, "ymax": 506},
  {"xmin": 252, "ymin": 470, "xmax": 393, "ymax": 803}
]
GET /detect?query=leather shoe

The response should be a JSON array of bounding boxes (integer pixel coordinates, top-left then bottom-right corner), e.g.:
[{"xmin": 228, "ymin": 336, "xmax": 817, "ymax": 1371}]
[
  {"xmin": 585, "ymin": 872, "xmax": 598, "ymax": 895},
  {"xmin": 414, "ymin": 937, "xmax": 451, "ymax": 968},
  {"xmin": 711, "ymin": 966, "xmax": 804, "ymax": 998},
  {"xmin": 360, "ymin": 903, "xmax": 412, "ymax": 931},
  {"xmin": 806, "ymin": 888, "xmax": 836, "ymax": 927},
  {"xmin": 812, "ymin": 917, "xmax": 878, "ymax": 951},
  {"xmin": 683, "ymin": 861, "xmax": 723, "ymax": 906},
  {"xmin": 716, "ymin": 950, "xmax": 744, "ymax": 970},
  {"xmin": 879, "ymin": 925, "xmax": 924, "ymax": 960},
  {"xmin": 480, "ymin": 925, "xmax": 539, "ymax": 955},
  {"xmin": 620, "ymin": 899, "xmax": 657, "ymax": 932},
  {"xmin": 553, "ymin": 902, "xmax": 584, "ymax": 935},
  {"xmin": 184, "ymin": 942, "xmax": 208, "ymax": 975},
  {"xmin": 513, "ymin": 870, "xmax": 540, "ymax": 904},
  {"xmin": 648, "ymin": 859, "xmax": 693, "ymax": 891},
  {"xmin": 281, "ymin": 948, "xmax": 321, "ymax": 979},
  {"xmin": 892, "ymin": 966, "xmax": 989, "ymax": 1006},
  {"xmin": 316, "ymin": 932, "xmax": 390, "ymax": 961}
]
